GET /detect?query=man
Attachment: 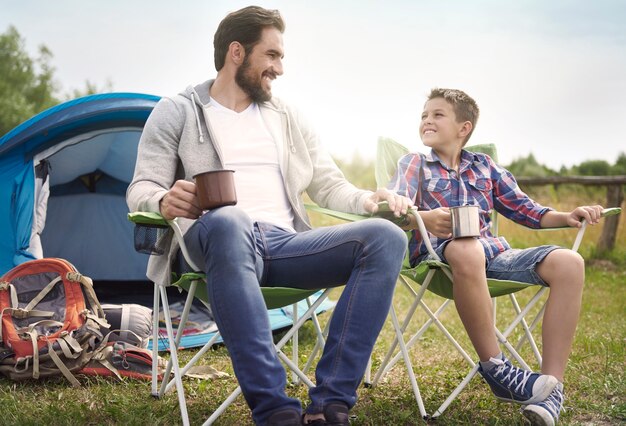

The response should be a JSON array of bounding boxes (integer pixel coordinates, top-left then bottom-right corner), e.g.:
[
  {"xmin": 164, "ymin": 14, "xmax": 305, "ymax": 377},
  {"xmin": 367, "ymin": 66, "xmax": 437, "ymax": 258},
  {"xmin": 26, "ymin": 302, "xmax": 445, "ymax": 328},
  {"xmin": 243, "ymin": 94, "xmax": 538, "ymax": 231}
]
[{"xmin": 127, "ymin": 6, "xmax": 411, "ymax": 426}]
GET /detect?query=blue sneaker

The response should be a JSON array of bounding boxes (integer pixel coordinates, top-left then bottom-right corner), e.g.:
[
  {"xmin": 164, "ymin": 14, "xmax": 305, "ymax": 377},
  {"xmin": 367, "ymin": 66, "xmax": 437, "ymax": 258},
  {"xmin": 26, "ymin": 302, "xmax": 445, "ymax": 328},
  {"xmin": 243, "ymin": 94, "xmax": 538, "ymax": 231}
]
[
  {"xmin": 478, "ymin": 356, "xmax": 558, "ymax": 404},
  {"xmin": 522, "ymin": 383, "xmax": 564, "ymax": 426}
]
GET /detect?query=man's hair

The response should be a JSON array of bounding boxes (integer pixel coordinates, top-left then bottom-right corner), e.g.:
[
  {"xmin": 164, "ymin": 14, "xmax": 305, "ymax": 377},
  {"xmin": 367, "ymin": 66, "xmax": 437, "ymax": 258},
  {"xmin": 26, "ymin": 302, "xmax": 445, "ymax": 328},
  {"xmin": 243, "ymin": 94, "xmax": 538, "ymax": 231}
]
[
  {"xmin": 427, "ymin": 88, "xmax": 480, "ymax": 145},
  {"xmin": 213, "ymin": 6, "xmax": 285, "ymax": 71}
]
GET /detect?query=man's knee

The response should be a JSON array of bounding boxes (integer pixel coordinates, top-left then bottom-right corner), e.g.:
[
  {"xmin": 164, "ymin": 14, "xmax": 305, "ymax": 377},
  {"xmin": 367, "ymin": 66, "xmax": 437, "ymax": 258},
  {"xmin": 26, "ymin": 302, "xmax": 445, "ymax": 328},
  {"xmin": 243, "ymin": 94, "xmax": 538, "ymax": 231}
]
[
  {"xmin": 363, "ymin": 218, "xmax": 407, "ymax": 256},
  {"xmin": 196, "ymin": 206, "xmax": 253, "ymax": 238},
  {"xmin": 187, "ymin": 206, "xmax": 255, "ymax": 260}
]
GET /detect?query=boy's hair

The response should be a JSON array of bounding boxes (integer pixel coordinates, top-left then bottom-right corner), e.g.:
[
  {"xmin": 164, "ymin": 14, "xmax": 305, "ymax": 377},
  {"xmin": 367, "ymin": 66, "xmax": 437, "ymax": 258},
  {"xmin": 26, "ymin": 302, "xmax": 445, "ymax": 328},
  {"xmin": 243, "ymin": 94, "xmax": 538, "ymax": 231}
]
[
  {"xmin": 213, "ymin": 6, "xmax": 285, "ymax": 71},
  {"xmin": 428, "ymin": 88, "xmax": 480, "ymax": 145}
]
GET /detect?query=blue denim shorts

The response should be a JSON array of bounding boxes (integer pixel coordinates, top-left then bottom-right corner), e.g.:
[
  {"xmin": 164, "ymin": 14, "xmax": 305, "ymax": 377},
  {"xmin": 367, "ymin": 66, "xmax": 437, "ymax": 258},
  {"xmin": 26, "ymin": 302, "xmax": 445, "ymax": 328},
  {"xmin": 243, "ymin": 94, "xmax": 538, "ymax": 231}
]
[
  {"xmin": 432, "ymin": 243, "xmax": 561, "ymax": 287},
  {"xmin": 485, "ymin": 245, "xmax": 561, "ymax": 286}
]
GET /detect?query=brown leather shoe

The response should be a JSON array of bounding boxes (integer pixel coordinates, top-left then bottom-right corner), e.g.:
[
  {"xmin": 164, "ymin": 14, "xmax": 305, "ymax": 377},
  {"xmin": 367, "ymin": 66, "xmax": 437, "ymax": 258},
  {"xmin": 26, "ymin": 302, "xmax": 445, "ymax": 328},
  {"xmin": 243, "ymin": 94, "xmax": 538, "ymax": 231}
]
[
  {"xmin": 266, "ymin": 408, "xmax": 303, "ymax": 426},
  {"xmin": 323, "ymin": 403, "xmax": 350, "ymax": 426}
]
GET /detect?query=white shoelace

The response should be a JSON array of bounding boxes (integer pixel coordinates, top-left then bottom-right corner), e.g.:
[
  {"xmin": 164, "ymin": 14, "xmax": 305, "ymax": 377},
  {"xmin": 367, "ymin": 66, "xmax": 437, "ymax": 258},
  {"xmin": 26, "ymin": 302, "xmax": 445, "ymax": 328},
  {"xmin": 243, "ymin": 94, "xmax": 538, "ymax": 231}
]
[
  {"xmin": 539, "ymin": 387, "xmax": 564, "ymax": 416},
  {"xmin": 491, "ymin": 358, "xmax": 531, "ymax": 394}
]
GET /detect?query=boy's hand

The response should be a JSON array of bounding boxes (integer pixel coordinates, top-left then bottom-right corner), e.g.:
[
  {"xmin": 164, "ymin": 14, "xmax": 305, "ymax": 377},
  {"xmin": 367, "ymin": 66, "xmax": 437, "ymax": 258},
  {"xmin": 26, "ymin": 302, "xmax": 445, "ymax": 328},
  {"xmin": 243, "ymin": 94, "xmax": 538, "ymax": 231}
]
[
  {"xmin": 567, "ymin": 205, "xmax": 604, "ymax": 228},
  {"xmin": 421, "ymin": 207, "xmax": 452, "ymax": 239},
  {"xmin": 364, "ymin": 189, "xmax": 413, "ymax": 217},
  {"xmin": 160, "ymin": 180, "xmax": 203, "ymax": 220}
]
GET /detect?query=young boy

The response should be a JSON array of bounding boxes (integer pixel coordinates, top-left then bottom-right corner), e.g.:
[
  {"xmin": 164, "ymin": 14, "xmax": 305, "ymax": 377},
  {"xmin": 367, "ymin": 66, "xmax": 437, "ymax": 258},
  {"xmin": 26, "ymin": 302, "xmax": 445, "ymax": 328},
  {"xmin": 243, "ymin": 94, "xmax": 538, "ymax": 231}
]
[{"xmin": 388, "ymin": 88, "xmax": 603, "ymax": 426}]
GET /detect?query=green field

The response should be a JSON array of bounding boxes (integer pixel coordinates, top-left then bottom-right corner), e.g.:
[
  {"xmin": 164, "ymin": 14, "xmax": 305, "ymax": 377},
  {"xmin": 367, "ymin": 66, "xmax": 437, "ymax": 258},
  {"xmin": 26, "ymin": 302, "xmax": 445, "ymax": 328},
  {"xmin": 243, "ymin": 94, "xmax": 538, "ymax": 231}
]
[{"xmin": 0, "ymin": 187, "xmax": 623, "ymax": 425}]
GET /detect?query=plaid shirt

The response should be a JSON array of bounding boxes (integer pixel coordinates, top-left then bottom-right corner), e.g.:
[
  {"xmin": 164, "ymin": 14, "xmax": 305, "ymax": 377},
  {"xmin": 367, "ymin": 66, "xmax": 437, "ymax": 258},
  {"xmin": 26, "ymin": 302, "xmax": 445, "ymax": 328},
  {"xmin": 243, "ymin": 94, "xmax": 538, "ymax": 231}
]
[{"xmin": 388, "ymin": 149, "xmax": 552, "ymax": 266}]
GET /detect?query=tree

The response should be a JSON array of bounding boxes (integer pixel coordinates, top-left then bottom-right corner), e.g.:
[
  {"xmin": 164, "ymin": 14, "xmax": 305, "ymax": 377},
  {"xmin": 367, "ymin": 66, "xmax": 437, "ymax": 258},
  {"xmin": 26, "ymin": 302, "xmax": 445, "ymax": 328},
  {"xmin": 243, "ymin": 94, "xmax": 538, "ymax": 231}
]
[
  {"xmin": 505, "ymin": 153, "xmax": 555, "ymax": 177},
  {"xmin": 576, "ymin": 159, "xmax": 612, "ymax": 176},
  {"xmin": 67, "ymin": 78, "xmax": 114, "ymax": 100},
  {"xmin": 0, "ymin": 26, "xmax": 59, "ymax": 135},
  {"xmin": 611, "ymin": 152, "xmax": 626, "ymax": 175}
]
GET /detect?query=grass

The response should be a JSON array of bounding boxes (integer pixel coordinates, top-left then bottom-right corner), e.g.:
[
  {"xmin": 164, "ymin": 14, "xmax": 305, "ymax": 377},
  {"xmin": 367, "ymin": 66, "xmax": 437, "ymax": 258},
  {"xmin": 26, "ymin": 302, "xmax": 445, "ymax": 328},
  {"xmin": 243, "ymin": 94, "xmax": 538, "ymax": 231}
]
[{"xmin": 0, "ymin": 193, "xmax": 623, "ymax": 425}]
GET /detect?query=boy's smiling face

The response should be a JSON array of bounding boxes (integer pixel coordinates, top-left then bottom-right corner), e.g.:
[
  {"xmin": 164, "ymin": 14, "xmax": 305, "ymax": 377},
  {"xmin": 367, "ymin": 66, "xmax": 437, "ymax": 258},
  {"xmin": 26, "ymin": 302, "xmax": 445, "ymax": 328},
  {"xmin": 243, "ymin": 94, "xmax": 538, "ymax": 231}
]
[{"xmin": 420, "ymin": 97, "xmax": 467, "ymax": 150}]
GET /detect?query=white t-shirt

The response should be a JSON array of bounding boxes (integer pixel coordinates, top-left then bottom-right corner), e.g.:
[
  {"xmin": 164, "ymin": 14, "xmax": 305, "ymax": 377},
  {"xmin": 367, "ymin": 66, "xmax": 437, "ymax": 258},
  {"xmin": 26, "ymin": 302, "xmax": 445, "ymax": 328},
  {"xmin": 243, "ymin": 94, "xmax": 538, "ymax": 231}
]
[{"xmin": 205, "ymin": 98, "xmax": 295, "ymax": 231}]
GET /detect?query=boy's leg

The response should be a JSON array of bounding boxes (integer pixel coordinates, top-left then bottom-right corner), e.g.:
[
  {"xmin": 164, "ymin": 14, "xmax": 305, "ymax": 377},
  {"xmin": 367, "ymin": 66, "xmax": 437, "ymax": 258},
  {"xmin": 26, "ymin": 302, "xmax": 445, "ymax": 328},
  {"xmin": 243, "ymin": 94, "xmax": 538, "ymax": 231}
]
[
  {"xmin": 535, "ymin": 249, "xmax": 584, "ymax": 381},
  {"xmin": 444, "ymin": 238, "xmax": 500, "ymax": 361},
  {"xmin": 450, "ymin": 243, "xmax": 559, "ymax": 405}
]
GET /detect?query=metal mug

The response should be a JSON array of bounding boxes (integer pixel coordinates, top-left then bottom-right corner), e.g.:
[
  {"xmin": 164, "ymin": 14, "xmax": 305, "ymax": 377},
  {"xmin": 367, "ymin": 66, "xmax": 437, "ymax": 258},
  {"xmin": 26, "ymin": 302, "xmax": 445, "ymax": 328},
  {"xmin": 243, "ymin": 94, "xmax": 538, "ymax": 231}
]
[
  {"xmin": 193, "ymin": 170, "xmax": 237, "ymax": 210},
  {"xmin": 450, "ymin": 205, "xmax": 480, "ymax": 239}
]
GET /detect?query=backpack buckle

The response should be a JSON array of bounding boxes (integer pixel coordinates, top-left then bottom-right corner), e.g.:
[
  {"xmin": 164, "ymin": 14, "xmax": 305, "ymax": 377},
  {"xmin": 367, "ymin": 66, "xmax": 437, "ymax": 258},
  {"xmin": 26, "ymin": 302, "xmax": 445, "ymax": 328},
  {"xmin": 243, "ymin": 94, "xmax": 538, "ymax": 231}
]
[{"xmin": 12, "ymin": 308, "xmax": 29, "ymax": 319}]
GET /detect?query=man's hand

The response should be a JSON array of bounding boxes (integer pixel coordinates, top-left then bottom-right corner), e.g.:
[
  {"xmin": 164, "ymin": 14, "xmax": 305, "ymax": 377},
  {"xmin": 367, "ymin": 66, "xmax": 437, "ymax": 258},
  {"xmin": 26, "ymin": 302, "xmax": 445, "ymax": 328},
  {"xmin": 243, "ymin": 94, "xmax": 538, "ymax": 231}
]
[
  {"xmin": 159, "ymin": 180, "xmax": 203, "ymax": 220},
  {"xmin": 420, "ymin": 207, "xmax": 452, "ymax": 239},
  {"xmin": 567, "ymin": 205, "xmax": 603, "ymax": 228},
  {"xmin": 364, "ymin": 189, "xmax": 413, "ymax": 217}
]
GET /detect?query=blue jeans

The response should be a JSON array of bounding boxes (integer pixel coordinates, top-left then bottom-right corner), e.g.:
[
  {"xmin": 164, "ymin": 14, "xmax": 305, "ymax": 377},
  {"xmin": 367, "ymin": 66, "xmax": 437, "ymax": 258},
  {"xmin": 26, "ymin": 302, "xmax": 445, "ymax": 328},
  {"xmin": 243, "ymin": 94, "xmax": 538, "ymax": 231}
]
[{"xmin": 184, "ymin": 206, "xmax": 407, "ymax": 425}]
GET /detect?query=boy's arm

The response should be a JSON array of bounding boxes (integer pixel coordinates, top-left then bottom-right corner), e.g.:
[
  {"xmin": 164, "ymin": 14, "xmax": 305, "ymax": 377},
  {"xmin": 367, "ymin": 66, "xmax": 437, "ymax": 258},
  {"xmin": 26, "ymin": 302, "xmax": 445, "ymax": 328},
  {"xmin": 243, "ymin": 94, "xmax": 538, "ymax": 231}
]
[
  {"xmin": 398, "ymin": 208, "xmax": 452, "ymax": 238},
  {"xmin": 489, "ymin": 159, "xmax": 549, "ymax": 228},
  {"xmin": 540, "ymin": 205, "xmax": 604, "ymax": 229}
]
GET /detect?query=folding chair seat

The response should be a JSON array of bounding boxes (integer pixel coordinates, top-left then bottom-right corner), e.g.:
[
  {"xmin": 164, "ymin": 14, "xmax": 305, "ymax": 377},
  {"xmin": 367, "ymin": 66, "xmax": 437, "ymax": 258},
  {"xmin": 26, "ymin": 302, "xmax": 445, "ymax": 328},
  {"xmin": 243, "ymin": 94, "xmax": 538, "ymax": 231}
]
[
  {"xmin": 367, "ymin": 138, "xmax": 622, "ymax": 420},
  {"xmin": 128, "ymin": 212, "xmax": 334, "ymax": 426}
]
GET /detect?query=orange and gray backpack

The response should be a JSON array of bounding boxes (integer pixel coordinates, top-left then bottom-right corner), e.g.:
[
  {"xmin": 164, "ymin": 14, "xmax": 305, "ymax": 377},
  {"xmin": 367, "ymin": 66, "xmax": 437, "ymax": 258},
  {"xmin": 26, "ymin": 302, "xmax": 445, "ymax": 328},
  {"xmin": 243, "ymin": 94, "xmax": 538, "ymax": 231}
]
[{"xmin": 0, "ymin": 258, "xmax": 109, "ymax": 385}]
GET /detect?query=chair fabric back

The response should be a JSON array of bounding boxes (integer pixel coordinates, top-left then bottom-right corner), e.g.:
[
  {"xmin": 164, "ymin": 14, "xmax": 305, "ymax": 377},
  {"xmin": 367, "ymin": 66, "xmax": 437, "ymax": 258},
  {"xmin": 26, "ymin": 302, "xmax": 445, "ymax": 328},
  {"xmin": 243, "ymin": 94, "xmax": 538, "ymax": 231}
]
[{"xmin": 374, "ymin": 138, "xmax": 523, "ymax": 300}]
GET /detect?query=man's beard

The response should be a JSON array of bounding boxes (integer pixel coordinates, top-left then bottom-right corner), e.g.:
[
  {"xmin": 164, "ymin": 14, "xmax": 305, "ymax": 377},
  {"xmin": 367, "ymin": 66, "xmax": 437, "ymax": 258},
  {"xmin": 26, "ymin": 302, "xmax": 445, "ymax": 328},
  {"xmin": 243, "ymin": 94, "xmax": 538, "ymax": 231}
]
[{"xmin": 235, "ymin": 56, "xmax": 272, "ymax": 103}]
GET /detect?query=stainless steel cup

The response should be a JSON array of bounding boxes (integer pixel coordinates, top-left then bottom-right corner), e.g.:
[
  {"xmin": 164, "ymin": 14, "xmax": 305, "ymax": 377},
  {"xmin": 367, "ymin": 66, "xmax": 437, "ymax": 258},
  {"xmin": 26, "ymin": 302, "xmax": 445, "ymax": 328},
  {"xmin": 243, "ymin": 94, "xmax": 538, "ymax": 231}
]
[{"xmin": 450, "ymin": 205, "xmax": 480, "ymax": 238}]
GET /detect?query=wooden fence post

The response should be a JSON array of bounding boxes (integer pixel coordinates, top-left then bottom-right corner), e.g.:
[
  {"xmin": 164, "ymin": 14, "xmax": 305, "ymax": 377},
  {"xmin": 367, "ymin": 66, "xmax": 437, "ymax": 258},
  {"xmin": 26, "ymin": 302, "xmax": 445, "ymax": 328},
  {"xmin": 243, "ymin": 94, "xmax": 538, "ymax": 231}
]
[{"xmin": 598, "ymin": 184, "xmax": 624, "ymax": 253}]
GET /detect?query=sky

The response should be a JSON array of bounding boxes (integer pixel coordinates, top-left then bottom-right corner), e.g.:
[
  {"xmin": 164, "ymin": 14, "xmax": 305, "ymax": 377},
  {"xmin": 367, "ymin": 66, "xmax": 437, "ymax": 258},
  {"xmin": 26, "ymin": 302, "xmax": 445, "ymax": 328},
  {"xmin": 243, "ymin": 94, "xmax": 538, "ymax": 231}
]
[{"xmin": 2, "ymin": 0, "xmax": 625, "ymax": 170}]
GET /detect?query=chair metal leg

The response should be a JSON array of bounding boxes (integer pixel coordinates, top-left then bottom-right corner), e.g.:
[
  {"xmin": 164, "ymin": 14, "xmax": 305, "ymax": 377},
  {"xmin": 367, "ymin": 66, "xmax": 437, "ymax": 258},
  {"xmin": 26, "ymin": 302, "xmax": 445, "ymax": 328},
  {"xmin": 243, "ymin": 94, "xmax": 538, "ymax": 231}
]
[
  {"xmin": 291, "ymin": 301, "xmax": 298, "ymax": 382},
  {"xmin": 204, "ymin": 386, "xmax": 242, "ymax": 425},
  {"xmin": 431, "ymin": 364, "xmax": 480, "ymax": 418},
  {"xmin": 160, "ymin": 279, "xmax": 198, "ymax": 396},
  {"xmin": 298, "ymin": 296, "xmax": 329, "ymax": 383},
  {"xmin": 164, "ymin": 332, "xmax": 221, "ymax": 394},
  {"xmin": 431, "ymin": 287, "xmax": 549, "ymax": 418},
  {"xmin": 206, "ymin": 289, "xmax": 333, "ymax": 423},
  {"xmin": 390, "ymin": 304, "xmax": 428, "ymax": 419},
  {"xmin": 509, "ymin": 293, "xmax": 543, "ymax": 366},
  {"xmin": 151, "ymin": 282, "xmax": 160, "ymax": 397},
  {"xmin": 158, "ymin": 285, "xmax": 190, "ymax": 426},
  {"xmin": 372, "ymin": 272, "xmax": 433, "ymax": 386}
]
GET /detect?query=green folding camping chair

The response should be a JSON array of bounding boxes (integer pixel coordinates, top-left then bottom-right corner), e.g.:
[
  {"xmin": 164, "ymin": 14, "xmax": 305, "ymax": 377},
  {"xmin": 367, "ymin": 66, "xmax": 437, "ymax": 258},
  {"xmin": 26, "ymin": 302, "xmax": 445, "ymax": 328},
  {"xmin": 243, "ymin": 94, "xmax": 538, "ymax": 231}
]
[
  {"xmin": 309, "ymin": 138, "xmax": 621, "ymax": 420},
  {"xmin": 128, "ymin": 212, "xmax": 334, "ymax": 426},
  {"xmin": 368, "ymin": 138, "xmax": 621, "ymax": 419}
]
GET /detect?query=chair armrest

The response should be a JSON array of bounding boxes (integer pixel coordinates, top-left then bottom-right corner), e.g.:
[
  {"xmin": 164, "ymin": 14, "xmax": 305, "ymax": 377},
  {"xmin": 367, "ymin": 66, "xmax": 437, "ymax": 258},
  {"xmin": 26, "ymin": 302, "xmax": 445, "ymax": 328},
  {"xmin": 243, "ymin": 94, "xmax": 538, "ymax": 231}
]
[
  {"xmin": 127, "ymin": 211, "xmax": 169, "ymax": 227},
  {"xmin": 602, "ymin": 207, "xmax": 621, "ymax": 217},
  {"xmin": 536, "ymin": 207, "xmax": 621, "ymax": 231},
  {"xmin": 304, "ymin": 204, "xmax": 370, "ymax": 222}
]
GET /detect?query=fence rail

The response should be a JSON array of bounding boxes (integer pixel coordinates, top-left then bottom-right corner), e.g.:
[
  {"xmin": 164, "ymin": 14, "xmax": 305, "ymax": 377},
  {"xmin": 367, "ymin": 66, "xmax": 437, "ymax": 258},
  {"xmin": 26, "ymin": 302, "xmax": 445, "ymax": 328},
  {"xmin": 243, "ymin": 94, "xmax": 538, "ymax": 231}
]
[{"xmin": 516, "ymin": 175, "xmax": 625, "ymax": 253}]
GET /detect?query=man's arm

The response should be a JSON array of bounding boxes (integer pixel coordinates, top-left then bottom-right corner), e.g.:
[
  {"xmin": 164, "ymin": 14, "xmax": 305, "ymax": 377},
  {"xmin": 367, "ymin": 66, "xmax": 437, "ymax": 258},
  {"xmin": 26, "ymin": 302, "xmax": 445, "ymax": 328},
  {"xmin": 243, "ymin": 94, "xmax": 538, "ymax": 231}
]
[
  {"xmin": 364, "ymin": 189, "xmax": 413, "ymax": 217},
  {"xmin": 127, "ymin": 98, "xmax": 185, "ymax": 215},
  {"xmin": 159, "ymin": 180, "xmax": 203, "ymax": 220}
]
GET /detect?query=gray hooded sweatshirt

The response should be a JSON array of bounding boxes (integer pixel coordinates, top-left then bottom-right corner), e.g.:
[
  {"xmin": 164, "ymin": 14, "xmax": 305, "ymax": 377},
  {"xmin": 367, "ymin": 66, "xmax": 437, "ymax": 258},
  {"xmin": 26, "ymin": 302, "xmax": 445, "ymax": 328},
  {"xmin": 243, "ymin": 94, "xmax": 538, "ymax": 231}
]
[{"xmin": 127, "ymin": 80, "xmax": 373, "ymax": 285}]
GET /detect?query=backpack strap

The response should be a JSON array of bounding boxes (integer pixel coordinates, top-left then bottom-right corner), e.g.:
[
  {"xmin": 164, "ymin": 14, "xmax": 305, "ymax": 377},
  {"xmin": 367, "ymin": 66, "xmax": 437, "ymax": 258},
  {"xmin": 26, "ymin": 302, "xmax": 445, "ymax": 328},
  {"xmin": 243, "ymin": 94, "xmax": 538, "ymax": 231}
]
[
  {"xmin": 0, "ymin": 308, "xmax": 55, "ymax": 345},
  {"xmin": 0, "ymin": 281, "xmax": 18, "ymax": 307},
  {"xmin": 57, "ymin": 333, "xmax": 83, "ymax": 359},
  {"xmin": 82, "ymin": 309, "xmax": 109, "ymax": 329},
  {"xmin": 24, "ymin": 276, "xmax": 62, "ymax": 311},
  {"xmin": 46, "ymin": 340, "xmax": 81, "ymax": 387},
  {"xmin": 75, "ymin": 274, "xmax": 106, "ymax": 320}
]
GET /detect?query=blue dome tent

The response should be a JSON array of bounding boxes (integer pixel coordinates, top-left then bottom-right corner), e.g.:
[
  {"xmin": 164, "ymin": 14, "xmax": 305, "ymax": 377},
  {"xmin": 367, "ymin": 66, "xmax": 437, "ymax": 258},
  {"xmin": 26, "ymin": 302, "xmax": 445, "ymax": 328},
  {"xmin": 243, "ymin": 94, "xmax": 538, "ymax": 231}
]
[{"xmin": 0, "ymin": 93, "xmax": 160, "ymax": 282}]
